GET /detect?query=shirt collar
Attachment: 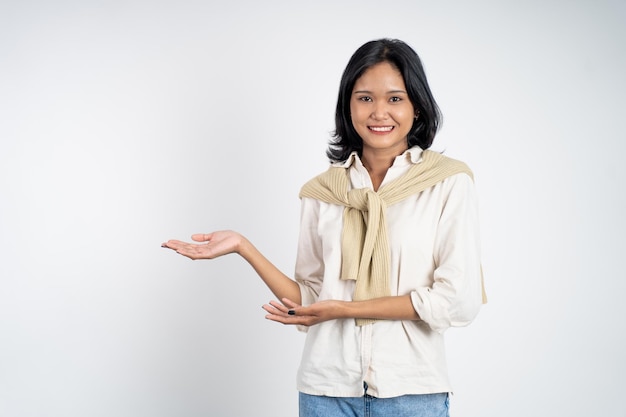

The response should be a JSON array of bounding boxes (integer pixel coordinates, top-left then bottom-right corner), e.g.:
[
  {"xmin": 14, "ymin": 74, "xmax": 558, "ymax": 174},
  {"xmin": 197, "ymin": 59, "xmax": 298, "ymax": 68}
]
[{"xmin": 333, "ymin": 146, "xmax": 425, "ymax": 168}]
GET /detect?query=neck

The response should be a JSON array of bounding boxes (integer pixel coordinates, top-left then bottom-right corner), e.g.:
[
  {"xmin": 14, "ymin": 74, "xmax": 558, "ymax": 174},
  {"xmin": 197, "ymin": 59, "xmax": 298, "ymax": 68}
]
[
  {"xmin": 361, "ymin": 153, "xmax": 396, "ymax": 192},
  {"xmin": 361, "ymin": 144, "xmax": 408, "ymax": 172},
  {"xmin": 361, "ymin": 145, "xmax": 409, "ymax": 184}
]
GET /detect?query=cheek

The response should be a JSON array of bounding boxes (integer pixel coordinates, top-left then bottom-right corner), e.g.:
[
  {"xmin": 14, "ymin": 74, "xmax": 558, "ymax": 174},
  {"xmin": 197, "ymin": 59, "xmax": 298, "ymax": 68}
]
[
  {"xmin": 350, "ymin": 103, "xmax": 368, "ymax": 123},
  {"xmin": 397, "ymin": 107, "xmax": 414, "ymax": 122}
]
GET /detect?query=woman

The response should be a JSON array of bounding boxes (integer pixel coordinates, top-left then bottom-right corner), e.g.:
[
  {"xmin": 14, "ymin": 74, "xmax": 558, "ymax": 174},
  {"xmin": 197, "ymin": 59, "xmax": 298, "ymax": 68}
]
[{"xmin": 163, "ymin": 38, "xmax": 485, "ymax": 417}]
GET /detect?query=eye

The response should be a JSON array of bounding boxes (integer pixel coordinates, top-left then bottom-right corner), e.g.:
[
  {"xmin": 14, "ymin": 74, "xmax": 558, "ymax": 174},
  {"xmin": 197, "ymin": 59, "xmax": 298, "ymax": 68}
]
[
  {"xmin": 389, "ymin": 96, "xmax": 402, "ymax": 103},
  {"xmin": 357, "ymin": 96, "xmax": 372, "ymax": 102}
]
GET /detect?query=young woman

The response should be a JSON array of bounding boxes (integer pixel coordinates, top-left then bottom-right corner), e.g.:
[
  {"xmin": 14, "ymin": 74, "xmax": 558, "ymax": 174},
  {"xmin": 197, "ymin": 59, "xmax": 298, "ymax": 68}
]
[{"xmin": 162, "ymin": 38, "xmax": 485, "ymax": 417}]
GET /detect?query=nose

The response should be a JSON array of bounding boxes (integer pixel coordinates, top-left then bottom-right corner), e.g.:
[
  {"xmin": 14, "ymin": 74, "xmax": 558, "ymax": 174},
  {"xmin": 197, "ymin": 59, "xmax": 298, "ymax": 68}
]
[{"xmin": 371, "ymin": 101, "xmax": 389, "ymax": 120}]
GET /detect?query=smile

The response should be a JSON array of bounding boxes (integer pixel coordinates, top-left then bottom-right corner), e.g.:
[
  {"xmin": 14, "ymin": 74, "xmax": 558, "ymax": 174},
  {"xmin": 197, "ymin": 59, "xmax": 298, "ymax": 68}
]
[{"xmin": 368, "ymin": 126, "xmax": 394, "ymax": 132}]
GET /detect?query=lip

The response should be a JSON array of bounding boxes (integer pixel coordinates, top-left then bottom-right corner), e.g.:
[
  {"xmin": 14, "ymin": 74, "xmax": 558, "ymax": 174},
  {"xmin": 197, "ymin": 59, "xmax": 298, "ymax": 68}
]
[{"xmin": 368, "ymin": 126, "xmax": 395, "ymax": 134}]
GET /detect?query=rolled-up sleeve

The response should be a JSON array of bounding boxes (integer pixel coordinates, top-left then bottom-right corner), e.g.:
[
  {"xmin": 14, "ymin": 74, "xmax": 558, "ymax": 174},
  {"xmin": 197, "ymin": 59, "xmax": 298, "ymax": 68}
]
[{"xmin": 410, "ymin": 174, "xmax": 483, "ymax": 333}]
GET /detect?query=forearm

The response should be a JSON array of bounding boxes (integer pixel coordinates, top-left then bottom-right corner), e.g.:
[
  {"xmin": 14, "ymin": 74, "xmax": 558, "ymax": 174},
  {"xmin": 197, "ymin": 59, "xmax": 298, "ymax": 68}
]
[
  {"xmin": 340, "ymin": 295, "xmax": 419, "ymax": 321},
  {"xmin": 264, "ymin": 294, "xmax": 420, "ymax": 327},
  {"xmin": 238, "ymin": 237, "xmax": 302, "ymax": 304}
]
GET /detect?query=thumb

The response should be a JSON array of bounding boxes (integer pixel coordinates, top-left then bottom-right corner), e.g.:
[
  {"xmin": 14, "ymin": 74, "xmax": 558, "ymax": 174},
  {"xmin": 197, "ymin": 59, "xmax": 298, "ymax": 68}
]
[{"xmin": 191, "ymin": 233, "xmax": 211, "ymax": 242}]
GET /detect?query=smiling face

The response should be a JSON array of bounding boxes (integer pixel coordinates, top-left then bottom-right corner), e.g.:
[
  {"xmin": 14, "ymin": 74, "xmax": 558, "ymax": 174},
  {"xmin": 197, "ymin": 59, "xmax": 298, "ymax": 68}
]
[{"xmin": 350, "ymin": 61, "xmax": 416, "ymax": 158}]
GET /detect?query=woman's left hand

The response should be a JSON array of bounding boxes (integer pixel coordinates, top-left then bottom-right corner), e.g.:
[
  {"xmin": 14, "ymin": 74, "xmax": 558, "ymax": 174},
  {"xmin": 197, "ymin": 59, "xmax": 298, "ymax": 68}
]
[{"xmin": 263, "ymin": 298, "xmax": 345, "ymax": 327}]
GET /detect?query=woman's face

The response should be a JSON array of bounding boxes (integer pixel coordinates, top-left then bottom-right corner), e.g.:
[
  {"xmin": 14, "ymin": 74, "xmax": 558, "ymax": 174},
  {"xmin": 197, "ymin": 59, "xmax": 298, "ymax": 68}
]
[{"xmin": 350, "ymin": 61, "xmax": 416, "ymax": 157}]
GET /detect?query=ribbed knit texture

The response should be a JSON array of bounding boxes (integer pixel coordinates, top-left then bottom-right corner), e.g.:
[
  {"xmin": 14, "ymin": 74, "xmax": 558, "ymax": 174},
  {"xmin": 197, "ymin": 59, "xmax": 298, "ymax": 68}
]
[{"xmin": 300, "ymin": 150, "xmax": 483, "ymax": 325}]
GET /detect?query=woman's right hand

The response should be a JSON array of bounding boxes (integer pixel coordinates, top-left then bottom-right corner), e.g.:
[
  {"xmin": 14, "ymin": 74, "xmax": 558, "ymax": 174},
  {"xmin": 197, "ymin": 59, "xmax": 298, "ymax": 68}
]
[
  {"xmin": 161, "ymin": 231, "xmax": 245, "ymax": 260},
  {"xmin": 163, "ymin": 230, "xmax": 302, "ymax": 304}
]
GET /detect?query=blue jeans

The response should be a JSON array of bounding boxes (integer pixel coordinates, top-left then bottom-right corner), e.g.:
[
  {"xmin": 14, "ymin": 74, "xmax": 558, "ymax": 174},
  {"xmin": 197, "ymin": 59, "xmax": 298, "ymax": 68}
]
[{"xmin": 299, "ymin": 384, "xmax": 449, "ymax": 417}]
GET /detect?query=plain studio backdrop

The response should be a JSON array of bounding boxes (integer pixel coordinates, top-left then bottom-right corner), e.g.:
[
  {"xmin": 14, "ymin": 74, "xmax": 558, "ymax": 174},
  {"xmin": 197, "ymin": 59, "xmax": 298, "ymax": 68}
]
[{"xmin": 1, "ymin": 1, "xmax": 625, "ymax": 416}]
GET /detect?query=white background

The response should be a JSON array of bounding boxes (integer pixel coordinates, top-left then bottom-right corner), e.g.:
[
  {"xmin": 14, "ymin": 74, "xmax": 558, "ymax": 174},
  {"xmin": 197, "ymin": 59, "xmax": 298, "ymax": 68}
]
[{"xmin": 1, "ymin": 1, "xmax": 625, "ymax": 416}]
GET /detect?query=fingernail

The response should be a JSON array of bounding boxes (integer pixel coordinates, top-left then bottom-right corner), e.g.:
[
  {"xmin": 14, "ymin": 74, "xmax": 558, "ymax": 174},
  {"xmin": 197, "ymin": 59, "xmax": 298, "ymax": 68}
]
[{"xmin": 288, "ymin": 310, "xmax": 295, "ymax": 315}]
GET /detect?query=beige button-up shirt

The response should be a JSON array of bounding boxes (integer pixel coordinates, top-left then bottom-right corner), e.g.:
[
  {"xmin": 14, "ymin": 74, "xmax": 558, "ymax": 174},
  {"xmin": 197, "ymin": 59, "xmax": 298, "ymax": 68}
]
[{"xmin": 294, "ymin": 147, "xmax": 483, "ymax": 398}]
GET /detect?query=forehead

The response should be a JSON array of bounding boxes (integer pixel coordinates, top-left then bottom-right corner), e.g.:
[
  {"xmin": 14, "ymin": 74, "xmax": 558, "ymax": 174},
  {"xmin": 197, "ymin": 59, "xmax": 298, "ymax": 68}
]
[{"xmin": 353, "ymin": 62, "xmax": 405, "ymax": 90}]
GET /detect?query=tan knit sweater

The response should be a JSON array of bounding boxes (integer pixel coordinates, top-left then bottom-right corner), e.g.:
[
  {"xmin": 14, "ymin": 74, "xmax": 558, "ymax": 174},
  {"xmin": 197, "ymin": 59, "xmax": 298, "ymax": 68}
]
[{"xmin": 300, "ymin": 150, "xmax": 486, "ymax": 325}]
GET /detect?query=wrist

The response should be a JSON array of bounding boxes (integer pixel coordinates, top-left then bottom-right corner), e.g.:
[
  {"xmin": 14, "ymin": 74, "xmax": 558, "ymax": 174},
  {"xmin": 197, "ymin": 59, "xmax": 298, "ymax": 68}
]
[
  {"xmin": 337, "ymin": 300, "xmax": 354, "ymax": 319},
  {"xmin": 236, "ymin": 235, "xmax": 259, "ymax": 263}
]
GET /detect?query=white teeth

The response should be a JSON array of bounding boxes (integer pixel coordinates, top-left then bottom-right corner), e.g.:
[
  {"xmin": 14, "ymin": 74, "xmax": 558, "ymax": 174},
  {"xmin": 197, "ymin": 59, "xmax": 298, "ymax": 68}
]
[{"xmin": 369, "ymin": 126, "xmax": 393, "ymax": 132}]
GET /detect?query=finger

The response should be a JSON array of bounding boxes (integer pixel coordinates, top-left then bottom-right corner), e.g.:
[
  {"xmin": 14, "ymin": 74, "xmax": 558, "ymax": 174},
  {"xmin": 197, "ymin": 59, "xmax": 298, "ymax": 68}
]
[
  {"xmin": 263, "ymin": 302, "xmax": 291, "ymax": 316},
  {"xmin": 166, "ymin": 243, "xmax": 204, "ymax": 260},
  {"xmin": 280, "ymin": 298, "xmax": 302, "ymax": 316},
  {"xmin": 265, "ymin": 313, "xmax": 290, "ymax": 324},
  {"xmin": 268, "ymin": 300, "xmax": 290, "ymax": 314},
  {"xmin": 265, "ymin": 313, "xmax": 313, "ymax": 327},
  {"xmin": 191, "ymin": 233, "xmax": 211, "ymax": 242},
  {"xmin": 281, "ymin": 298, "xmax": 300, "ymax": 308},
  {"xmin": 162, "ymin": 239, "xmax": 186, "ymax": 249},
  {"xmin": 265, "ymin": 306, "xmax": 295, "ymax": 324},
  {"xmin": 262, "ymin": 303, "xmax": 282, "ymax": 315}
]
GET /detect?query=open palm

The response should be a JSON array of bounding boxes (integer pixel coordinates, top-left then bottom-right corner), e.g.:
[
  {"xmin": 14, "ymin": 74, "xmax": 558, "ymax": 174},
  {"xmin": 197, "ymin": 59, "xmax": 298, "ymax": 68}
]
[{"xmin": 162, "ymin": 230, "xmax": 243, "ymax": 260}]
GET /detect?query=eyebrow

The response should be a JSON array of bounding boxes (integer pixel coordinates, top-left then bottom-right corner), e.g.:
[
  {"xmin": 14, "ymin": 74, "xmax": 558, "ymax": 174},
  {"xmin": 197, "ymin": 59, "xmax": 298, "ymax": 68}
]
[{"xmin": 353, "ymin": 89, "xmax": 408, "ymax": 95}]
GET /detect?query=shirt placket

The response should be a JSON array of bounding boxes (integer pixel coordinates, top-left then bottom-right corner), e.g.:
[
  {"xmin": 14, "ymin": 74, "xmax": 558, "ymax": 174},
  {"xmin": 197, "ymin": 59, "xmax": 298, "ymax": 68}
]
[{"xmin": 360, "ymin": 323, "xmax": 373, "ymax": 384}]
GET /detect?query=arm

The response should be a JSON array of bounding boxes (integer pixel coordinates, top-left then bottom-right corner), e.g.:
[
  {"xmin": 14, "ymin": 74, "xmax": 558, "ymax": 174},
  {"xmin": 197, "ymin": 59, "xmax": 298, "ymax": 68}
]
[
  {"xmin": 411, "ymin": 174, "xmax": 483, "ymax": 332},
  {"xmin": 263, "ymin": 295, "xmax": 418, "ymax": 327},
  {"xmin": 292, "ymin": 198, "xmax": 325, "ymax": 307},
  {"xmin": 265, "ymin": 175, "xmax": 483, "ymax": 329},
  {"xmin": 162, "ymin": 231, "xmax": 301, "ymax": 304}
]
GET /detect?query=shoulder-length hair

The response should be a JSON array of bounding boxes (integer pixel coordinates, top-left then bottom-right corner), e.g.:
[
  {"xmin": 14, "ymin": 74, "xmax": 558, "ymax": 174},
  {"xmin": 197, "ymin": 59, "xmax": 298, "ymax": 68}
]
[{"xmin": 327, "ymin": 38, "xmax": 442, "ymax": 162}]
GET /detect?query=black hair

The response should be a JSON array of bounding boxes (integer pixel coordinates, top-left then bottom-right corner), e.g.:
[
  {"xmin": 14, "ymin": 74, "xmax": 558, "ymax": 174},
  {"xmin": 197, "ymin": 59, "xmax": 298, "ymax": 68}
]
[{"xmin": 327, "ymin": 38, "xmax": 442, "ymax": 162}]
